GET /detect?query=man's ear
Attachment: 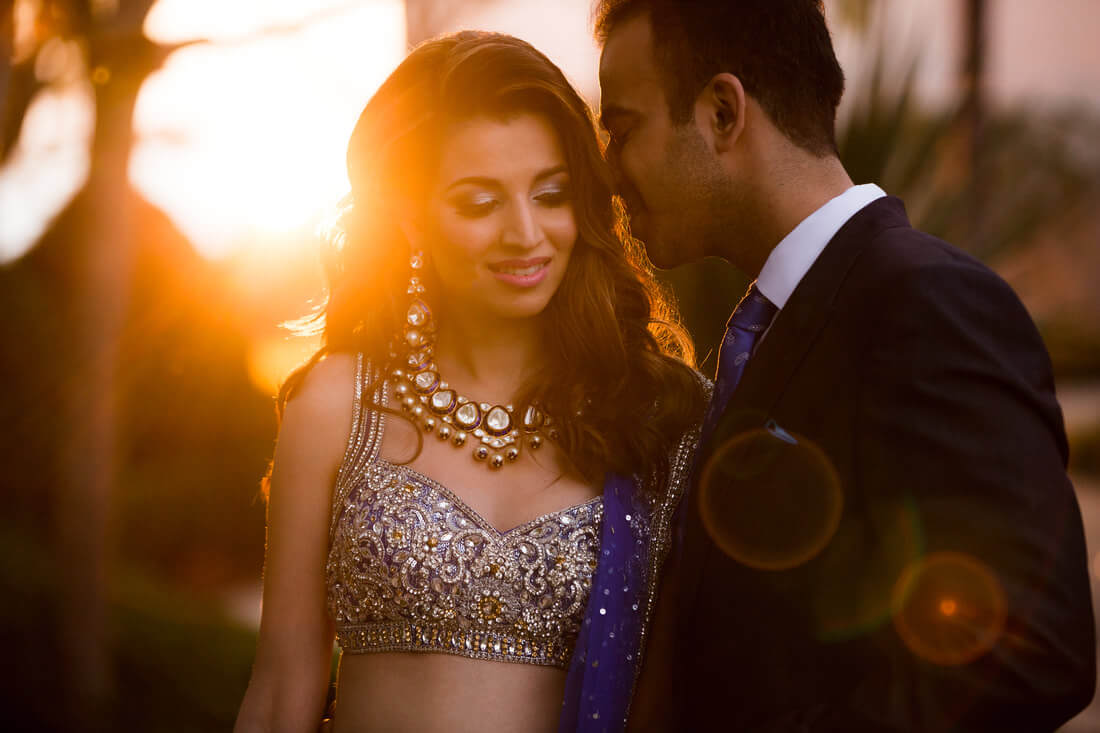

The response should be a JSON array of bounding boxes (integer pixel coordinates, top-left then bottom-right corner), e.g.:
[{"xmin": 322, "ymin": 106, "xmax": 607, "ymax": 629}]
[{"xmin": 694, "ymin": 72, "xmax": 747, "ymax": 153}]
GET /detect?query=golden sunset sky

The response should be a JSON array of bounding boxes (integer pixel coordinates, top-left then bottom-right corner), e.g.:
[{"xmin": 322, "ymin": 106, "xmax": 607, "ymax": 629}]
[{"xmin": 0, "ymin": 0, "xmax": 1097, "ymax": 264}]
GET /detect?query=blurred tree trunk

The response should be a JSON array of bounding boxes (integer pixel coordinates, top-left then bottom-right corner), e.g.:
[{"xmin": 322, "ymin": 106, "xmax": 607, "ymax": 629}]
[
  {"xmin": 4, "ymin": 1, "xmax": 175, "ymax": 726},
  {"xmin": 960, "ymin": 0, "xmax": 988, "ymax": 250},
  {"xmin": 0, "ymin": 7, "xmax": 11, "ymax": 121}
]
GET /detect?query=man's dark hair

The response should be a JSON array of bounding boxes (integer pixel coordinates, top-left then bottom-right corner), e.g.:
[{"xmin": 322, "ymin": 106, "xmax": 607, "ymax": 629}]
[{"xmin": 596, "ymin": 0, "xmax": 845, "ymax": 156}]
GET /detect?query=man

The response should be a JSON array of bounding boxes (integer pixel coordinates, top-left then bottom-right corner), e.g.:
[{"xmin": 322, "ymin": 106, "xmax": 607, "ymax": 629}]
[{"xmin": 596, "ymin": 1, "xmax": 1096, "ymax": 730}]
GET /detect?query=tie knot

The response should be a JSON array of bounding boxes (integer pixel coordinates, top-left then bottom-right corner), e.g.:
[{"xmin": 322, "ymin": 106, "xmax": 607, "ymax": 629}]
[{"xmin": 727, "ymin": 284, "xmax": 778, "ymax": 333}]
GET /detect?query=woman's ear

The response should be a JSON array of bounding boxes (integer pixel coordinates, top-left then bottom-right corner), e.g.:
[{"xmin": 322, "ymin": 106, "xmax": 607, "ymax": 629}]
[
  {"xmin": 399, "ymin": 219, "xmax": 424, "ymax": 252},
  {"xmin": 398, "ymin": 201, "xmax": 426, "ymax": 252},
  {"xmin": 694, "ymin": 72, "xmax": 747, "ymax": 154}
]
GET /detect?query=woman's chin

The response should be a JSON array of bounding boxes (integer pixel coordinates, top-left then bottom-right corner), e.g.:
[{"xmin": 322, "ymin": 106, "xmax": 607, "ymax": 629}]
[
  {"xmin": 475, "ymin": 282, "xmax": 563, "ymax": 322},
  {"xmin": 490, "ymin": 300, "xmax": 555, "ymax": 322}
]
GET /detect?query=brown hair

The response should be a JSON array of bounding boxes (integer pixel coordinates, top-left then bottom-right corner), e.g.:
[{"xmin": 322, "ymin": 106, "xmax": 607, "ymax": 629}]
[
  {"xmin": 274, "ymin": 31, "xmax": 704, "ymax": 491},
  {"xmin": 595, "ymin": 0, "xmax": 845, "ymax": 156}
]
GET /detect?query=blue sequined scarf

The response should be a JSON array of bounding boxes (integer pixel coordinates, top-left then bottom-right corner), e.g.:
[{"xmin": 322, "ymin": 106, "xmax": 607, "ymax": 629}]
[{"xmin": 558, "ymin": 472, "xmax": 648, "ymax": 732}]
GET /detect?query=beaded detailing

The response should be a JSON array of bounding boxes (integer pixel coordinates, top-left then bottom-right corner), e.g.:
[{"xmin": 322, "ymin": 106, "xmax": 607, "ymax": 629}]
[
  {"xmin": 326, "ymin": 361, "xmax": 604, "ymax": 668},
  {"xmin": 630, "ymin": 405, "xmax": 704, "ymax": 679}
]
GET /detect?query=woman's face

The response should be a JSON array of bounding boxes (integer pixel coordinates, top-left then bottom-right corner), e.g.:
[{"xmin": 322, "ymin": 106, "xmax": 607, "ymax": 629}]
[{"xmin": 421, "ymin": 112, "xmax": 577, "ymax": 323}]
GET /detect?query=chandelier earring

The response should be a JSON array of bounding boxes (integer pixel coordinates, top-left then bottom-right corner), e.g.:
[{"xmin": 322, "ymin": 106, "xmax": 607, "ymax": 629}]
[{"xmin": 387, "ymin": 248, "xmax": 555, "ymax": 470}]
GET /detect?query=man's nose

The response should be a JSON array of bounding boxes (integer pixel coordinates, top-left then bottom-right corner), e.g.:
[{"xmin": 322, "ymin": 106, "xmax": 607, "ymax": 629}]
[{"xmin": 605, "ymin": 144, "xmax": 630, "ymax": 198}]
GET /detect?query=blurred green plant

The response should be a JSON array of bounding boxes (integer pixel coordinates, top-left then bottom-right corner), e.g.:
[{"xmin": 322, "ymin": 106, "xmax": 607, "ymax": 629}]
[
  {"xmin": 832, "ymin": 0, "xmax": 875, "ymax": 34},
  {"xmin": 0, "ymin": 521, "xmax": 287, "ymax": 733},
  {"xmin": 1070, "ymin": 423, "xmax": 1100, "ymax": 478},
  {"xmin": 836, "ymin": 9, "xmax": 1100, "ymax": 265},
  {"xmin": 831, "ymin": 3, "xmax": 1100, "ymax": 378}
]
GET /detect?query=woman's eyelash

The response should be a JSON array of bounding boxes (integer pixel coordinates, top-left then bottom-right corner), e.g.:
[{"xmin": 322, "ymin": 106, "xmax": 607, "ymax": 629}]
[
  {"xmin": 535, "ymin": 184, "xmax": 572, "ymax": 203},
  {"xmin": 452, "ymin": 184, "xmax": 571, "ymax": 216},
  {"xmin": 454, "ymin": 197, "xmax": 498, "ymax": 216}
]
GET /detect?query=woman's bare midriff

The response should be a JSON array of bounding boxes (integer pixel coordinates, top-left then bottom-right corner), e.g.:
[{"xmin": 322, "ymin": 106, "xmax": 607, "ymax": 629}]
[{"xmin": 332, "ymin": 651, "xmax": 568, "ymax": 733}]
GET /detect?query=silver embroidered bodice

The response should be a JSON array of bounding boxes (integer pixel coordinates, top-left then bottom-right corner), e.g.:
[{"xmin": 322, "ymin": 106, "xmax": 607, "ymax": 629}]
[{"xmin": 325, "ymin": 356, "xmax": 604, "ymax": 667}]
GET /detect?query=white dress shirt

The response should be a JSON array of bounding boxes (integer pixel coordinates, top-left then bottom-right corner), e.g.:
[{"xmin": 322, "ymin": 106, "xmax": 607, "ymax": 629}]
[{"xmin": 755, "ymin": 183, "xmax": 887, "ymax": 310}]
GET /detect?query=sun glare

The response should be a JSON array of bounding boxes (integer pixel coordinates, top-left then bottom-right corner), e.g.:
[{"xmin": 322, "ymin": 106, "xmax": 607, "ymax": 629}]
[
  {"xmin": 0, "ymin": 82, "xmax": 93, "ymax": 262},
  {"xmin": 133, "ymin": 0, "xmax": 406, "ymax": 259},
  {"xmin": 248, "ymin": 332, "xmax": 323, "ymax": 397}
]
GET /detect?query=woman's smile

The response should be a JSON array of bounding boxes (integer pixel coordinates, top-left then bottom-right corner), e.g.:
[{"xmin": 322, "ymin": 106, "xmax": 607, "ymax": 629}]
[{"xmin": 487, "ymin": 256, "xmax": 552, "ymax": 287}]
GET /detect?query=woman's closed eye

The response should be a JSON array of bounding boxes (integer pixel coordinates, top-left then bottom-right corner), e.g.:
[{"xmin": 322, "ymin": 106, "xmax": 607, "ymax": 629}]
[
  {"xmin": 533, "ymin": 182, "xmax": 572, "ymax": 207},
  {"xmin": 452, "ymin": 194, "xmax": 499, "ymax": 218},
  {"xmin": 451, "ymin": 184, "xmax": 571, "ymax": 218}
]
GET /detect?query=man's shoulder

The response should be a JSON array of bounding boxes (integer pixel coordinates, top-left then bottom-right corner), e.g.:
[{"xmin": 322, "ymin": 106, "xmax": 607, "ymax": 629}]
[
  {"xmin": 793, "ymin": 195, "xmax": 1004, "ymax": 312},
  {"xmin": 833, "ymin": 223, "xmax": 1042, "ymax": 361},
  {"xmin": 831, "ymin": 209, "xmax": 1019, "ymax": 316},
  {"xmin": 813, "ymin": 208, "xmax": 1037, "ymax": 349},
  {"xmin": 855, "ymin": 218, "xmax": 992, "ymax": 282}
]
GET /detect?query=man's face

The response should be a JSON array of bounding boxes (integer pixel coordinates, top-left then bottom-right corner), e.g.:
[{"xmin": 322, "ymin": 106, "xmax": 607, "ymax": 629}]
[{"xmin": 599, "ymin": 12, "xmax": 726, "ymax": 269}]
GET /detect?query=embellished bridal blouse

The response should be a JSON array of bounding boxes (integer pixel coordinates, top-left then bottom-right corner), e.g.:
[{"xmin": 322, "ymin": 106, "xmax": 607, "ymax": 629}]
[
  {"xmin": 325, "ymin": 354, "xmax": 698, "ymax": 682},
  {"xmin": 326, "ymin": 355, "xmax": 604, "ymax": 667}
]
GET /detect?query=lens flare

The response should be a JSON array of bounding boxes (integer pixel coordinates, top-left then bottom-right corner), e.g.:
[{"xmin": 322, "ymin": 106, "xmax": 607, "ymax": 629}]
[
  {"xmin": 698, "ymin": 426, "xmax": 842, "ymax": 571},
  {"xmin": 247, "ymin": 334, "xmax": 321, "ymax": 396},
  {"xmin": 814, "ymin": 496, "xmax": 924, "ymax": 642},
  {"xmin": 891, "ymin": 551, "xmax": 1006, "ymax": 666}
]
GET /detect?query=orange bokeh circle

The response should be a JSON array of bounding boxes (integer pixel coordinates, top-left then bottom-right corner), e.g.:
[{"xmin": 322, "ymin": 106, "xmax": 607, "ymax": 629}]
[
  {"xmin": 891, "ymin": 551, "xmax": 1007, "ymax": 666},
  {"xmin": 697, "ymin": 427, "xmax": 843, "ymax": 571}
]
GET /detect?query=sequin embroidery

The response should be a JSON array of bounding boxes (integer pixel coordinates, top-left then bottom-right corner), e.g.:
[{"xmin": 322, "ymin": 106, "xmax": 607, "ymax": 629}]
[{"xmin": 325, "ymin": 356, "xmax": 604, "ymax": 668}]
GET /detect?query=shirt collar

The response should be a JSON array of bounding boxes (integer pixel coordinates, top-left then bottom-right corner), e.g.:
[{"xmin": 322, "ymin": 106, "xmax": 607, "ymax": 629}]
[{"xmin": 756, "ymin": 183, "xmax": 886, "ymax": 309}]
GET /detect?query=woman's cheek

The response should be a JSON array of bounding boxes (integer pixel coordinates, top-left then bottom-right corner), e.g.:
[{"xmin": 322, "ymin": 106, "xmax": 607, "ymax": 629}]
[
  {"xmin": 440, "ymin": 218, "xmax": 494, "ymax": 261},
  {"xmin": 547, "ymin": 208, "xmax": 578, "ymax": 250}
]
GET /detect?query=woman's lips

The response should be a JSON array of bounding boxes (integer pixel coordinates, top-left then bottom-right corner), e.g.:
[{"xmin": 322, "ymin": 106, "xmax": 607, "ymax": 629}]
[{"xmin": 487, "ymin": 257, "xmax": 551, "ymax": 287}]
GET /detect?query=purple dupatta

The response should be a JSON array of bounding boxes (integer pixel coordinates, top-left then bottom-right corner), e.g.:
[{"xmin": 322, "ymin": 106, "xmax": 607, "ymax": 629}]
[{"xmin": 558, "ymin": 472, "xmax": 649, "ymax": 732}]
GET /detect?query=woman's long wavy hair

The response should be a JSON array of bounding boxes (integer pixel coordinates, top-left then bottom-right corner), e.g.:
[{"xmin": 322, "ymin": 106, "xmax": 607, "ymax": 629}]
[{"xmin": 275, "ymin": 31, "xmax": 705, "ymax": 492}]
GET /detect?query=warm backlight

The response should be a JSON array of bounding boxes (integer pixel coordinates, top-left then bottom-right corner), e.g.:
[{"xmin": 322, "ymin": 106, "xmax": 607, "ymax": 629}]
[{"xmin": 133, "ymin": 0, "xmax": 406, "ymax": 258}]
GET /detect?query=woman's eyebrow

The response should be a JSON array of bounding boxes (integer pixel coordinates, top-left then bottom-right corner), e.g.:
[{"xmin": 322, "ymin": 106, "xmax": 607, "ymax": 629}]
[
  {"xmin": 533, "ymin": 164, "xmax": 568, "ymax": 183},
  {"xmin": 444, "ymin": 164, "xmax": 568, "ymax": 193},
  {"xmin": 443, "ymin": 176, "xmax": 499, "ymax": 193}
]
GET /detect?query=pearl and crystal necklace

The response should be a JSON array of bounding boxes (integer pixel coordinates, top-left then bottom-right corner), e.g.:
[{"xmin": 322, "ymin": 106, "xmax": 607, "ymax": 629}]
[{"xmin": 389, "ymin": 274, "xmax": 556, "ymax": 470}]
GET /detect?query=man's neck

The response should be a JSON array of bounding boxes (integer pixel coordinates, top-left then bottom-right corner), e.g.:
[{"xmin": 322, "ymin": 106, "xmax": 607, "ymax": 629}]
[{"xmin": 716, "ymin": 154, "xmax": 854, "ymax": 278}]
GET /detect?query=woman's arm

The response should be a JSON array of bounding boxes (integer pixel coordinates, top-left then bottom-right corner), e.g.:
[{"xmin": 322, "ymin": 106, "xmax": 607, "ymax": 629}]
[{"xmin": 234, "ymin": 354, "xmax": 357, "ymax": 733}]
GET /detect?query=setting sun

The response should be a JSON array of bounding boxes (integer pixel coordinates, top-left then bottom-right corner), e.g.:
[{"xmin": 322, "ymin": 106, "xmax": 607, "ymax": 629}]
[{"xmin": 134, "ymin": 0, "xmax": 406, "ymax": 259}]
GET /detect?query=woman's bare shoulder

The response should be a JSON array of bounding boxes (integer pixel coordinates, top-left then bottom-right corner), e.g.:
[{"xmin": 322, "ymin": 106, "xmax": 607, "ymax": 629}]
[
  {"xmin": 277, "ymin": 352, "xmax": 360, "ymax": 472},
  {"xmin": 290, "ymin": 351, "xmax": 357, "ymax": 402}
]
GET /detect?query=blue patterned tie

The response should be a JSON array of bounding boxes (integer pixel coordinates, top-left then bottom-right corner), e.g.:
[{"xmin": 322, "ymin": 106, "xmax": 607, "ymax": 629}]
[{"xmin": 699, "ymin": 283, "xmax": 779, "ymax": 444}]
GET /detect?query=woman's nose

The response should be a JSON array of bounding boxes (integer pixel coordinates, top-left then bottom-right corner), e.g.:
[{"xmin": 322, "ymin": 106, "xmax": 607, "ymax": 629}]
[{"xmin": 500, "ymin": 199, "xmax": 542, "ymax": 249}]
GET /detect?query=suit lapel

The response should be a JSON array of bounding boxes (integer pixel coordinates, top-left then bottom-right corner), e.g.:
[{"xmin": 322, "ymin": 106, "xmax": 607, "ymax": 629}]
[
  {"xmin": 677, "ymin": 196, "xmax": 912, "ymax": 621},
  {"xmin": 720, "ymin": 196, "xmax": 910, "ymax": 442}
]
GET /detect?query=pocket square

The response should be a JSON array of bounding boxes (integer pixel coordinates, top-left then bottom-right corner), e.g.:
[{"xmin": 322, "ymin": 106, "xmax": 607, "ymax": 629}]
[{"xmin": 765, "ymin": 418, "xmax": 798, "ymax": 445}]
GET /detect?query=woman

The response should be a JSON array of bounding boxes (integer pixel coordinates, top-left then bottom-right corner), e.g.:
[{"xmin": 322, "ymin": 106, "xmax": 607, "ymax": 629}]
[{"xmin": 234, "ymin": 32, "xmax": 704, "ymax": 733}]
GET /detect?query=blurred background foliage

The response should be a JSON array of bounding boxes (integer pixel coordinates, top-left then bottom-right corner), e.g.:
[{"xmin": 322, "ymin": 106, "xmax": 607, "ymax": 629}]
[{"xmin": 1, "ymin": 0, "xmax": 1098, "ymax": 730}]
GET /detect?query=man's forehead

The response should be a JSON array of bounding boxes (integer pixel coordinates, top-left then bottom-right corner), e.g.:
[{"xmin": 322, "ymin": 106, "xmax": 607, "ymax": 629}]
[{"xmin": 598, "ymin": 10, "xmax": 663, "ymax": 102}]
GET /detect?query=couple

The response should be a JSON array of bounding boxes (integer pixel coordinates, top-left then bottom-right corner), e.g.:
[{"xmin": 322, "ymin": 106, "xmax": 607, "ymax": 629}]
[{"xmin": 235, "ymin": 1, "xmax": 1095, "ymax": 731}]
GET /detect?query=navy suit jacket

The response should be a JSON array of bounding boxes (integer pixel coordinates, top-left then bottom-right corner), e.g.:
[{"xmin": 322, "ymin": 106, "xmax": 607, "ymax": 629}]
[{"xmin": 644, "ymin": 197, "xmax": 1095, "ymax": 731}]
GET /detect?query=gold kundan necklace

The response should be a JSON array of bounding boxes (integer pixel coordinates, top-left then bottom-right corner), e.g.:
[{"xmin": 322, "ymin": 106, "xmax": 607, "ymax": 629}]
[{"xmin": 389, "ymin": 278, "xmax": 555, "ymax": 471}]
